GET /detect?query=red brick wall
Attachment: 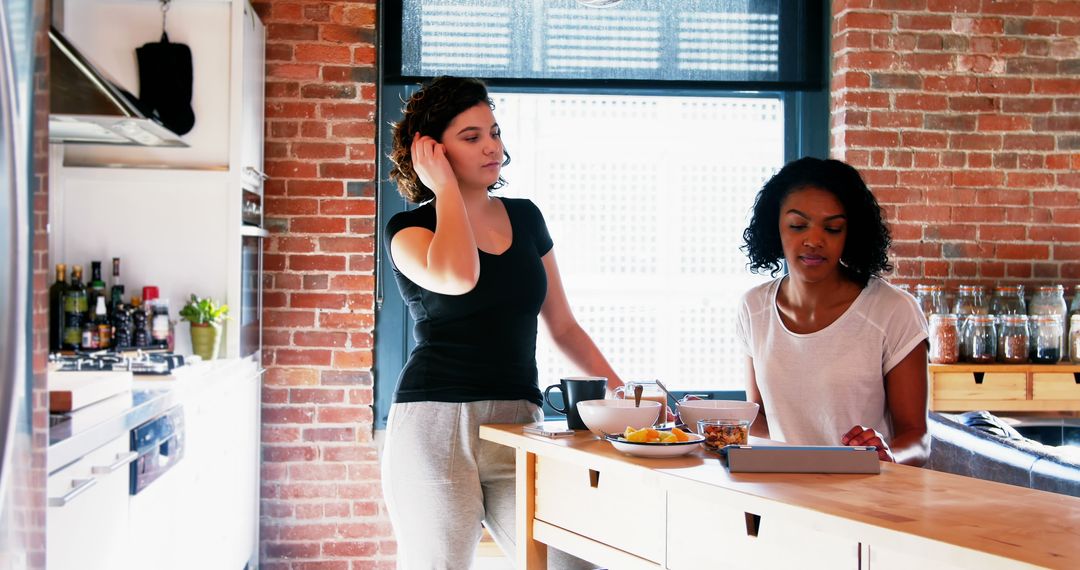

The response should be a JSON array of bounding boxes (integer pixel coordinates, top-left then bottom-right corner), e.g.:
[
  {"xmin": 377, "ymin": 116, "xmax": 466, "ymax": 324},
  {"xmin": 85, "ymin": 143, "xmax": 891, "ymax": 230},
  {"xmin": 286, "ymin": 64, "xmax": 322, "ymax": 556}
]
[
  {"xmin": 832, "ymin": 0, "xmax": 1080, "ymax": 292},
  {"xmin": 252, "ymin": 1, "xmax": 390, "ymax": 567},
  {"xmin": 30, "ymin": 0, "xmax": 49, "ymax": 566}
]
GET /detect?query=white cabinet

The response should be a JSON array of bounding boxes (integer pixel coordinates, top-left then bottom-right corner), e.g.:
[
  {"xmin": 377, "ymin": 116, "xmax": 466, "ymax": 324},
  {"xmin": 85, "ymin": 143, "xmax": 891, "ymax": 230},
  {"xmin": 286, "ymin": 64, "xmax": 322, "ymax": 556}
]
[
  {"xmin": 47, "ymin": 435, "xmax": 135, "ymax": 570},
  {"xmin": 172, "ymin": 362, "xmax": 262, "ymax": 569},
  {"xmin": 238, "ymin": 0, "xmax": 266, "ymax": 192},
  {"xmin": 61, "ymin": 0, "xmax": 232, "ymax": 169}
]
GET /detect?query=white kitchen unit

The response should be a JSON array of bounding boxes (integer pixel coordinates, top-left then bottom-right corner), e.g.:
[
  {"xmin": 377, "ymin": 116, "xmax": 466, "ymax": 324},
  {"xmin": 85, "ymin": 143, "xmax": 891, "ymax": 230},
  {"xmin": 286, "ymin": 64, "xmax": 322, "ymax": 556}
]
[
  {"xmin": 169, "ymin": 359, "xmax": 262, "ymax": 570},
  {"xmin": 49, "ymin": 0, "xmax": 266, "ymax": 359},
  {"xmin": 46, "ymin": 435, "xmax": 135, "ymax": 570},
  {"xmin": 47, "ymin": 359, "xmax": 261, "ymax": 570}
]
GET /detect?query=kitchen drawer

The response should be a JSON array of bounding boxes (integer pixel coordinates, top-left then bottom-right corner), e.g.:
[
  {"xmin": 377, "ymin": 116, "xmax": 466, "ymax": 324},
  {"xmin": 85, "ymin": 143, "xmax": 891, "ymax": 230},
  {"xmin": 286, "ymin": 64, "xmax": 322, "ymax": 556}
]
[
  {"xmin": 932, "ymin": 372, "xmax": 1026, "ymax": 401},
  {"xmin": 1032, "ymin": 371, "xmax": 1080, "ymax": 400},
  {"xmin": 533, "ymin": 456, "xmax": 664, "ymax": 563},
  {"xmin": 47, "ymin": 435, "xmax": 134, "ymax": 570},
  {"xmin": 666, "ymin": 490, "xmax": 859, "ymax": 570}
]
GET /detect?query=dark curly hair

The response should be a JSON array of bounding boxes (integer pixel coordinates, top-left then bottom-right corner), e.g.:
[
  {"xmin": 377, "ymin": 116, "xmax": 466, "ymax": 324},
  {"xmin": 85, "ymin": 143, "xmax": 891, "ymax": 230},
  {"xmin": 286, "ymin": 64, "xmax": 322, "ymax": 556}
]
[
  {"xmin": 388, "ymin": 76, "xmax": 511, "ymax": 204},
  {"xmin": 741, "ymin": 157, "xmax": 892, "ymax": 287}
]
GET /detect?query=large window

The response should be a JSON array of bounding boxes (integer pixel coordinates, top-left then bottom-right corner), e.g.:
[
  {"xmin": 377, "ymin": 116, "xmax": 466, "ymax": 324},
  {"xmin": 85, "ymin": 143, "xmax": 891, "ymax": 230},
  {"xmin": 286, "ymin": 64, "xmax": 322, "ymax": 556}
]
[
  {"xmin": 492, "ymin": 92, "xmax": 781, "ymax": 389},
  {"xmin": 374, "ymin": 0, "xmax": 828, "ymax": 427}
]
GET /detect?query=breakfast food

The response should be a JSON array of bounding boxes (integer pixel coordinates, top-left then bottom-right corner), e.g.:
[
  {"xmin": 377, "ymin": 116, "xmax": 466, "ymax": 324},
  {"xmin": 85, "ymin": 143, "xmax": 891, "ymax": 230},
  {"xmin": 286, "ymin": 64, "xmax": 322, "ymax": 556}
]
[
  {"xmin": 700, "ymin": 420, "xmax": 748, "ymax": 451},
  {"xmin": 620, "ymin": 426, "xmax": 690, "ymax": 444}
]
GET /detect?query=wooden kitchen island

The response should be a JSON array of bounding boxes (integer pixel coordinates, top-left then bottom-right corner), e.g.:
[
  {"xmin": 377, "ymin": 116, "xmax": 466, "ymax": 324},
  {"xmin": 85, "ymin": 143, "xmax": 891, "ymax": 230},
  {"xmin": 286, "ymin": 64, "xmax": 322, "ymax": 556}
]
[{"xmin": 480, "ymin": 424, "xmax": 1080, "ymax": 570}]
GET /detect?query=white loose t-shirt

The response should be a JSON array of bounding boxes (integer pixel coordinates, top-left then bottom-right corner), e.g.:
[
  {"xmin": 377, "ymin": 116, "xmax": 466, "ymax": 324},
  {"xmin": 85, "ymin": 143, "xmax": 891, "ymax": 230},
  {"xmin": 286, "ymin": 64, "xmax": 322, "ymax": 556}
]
[{"xmin": 736, "ymin": 277, "xmax": 927, "ymax": 445}]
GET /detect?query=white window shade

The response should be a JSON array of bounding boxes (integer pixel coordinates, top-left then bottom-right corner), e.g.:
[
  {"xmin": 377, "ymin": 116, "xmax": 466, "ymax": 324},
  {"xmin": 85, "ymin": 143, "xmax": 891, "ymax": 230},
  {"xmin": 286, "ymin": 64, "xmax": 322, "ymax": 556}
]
[{"xmin": 494, "ymin": 92, "xmax": 782, "ymax": 391}]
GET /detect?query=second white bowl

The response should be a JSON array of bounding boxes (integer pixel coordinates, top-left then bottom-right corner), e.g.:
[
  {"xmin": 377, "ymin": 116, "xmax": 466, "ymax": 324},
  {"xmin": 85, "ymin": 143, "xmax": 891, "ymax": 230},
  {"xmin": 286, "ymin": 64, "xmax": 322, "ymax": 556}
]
[{"xmin": 676, "ymin": 400, "xmax": 759, "ymax": 434}]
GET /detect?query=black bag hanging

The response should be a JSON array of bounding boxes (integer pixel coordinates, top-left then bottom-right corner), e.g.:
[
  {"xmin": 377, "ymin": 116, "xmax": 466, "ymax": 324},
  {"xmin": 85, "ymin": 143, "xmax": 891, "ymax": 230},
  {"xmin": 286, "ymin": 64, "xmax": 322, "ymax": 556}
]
[{"xmin": 135, "ymin": 0, "xmax": 195, "ymax": 135}]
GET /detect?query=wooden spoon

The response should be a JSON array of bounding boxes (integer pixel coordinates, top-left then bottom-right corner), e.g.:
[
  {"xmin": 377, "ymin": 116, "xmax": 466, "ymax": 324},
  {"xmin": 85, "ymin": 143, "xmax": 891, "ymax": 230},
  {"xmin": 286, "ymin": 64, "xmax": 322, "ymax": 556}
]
[{"xmin": 634, "ymin": 384, "xmax": 643, "ymax": 407}]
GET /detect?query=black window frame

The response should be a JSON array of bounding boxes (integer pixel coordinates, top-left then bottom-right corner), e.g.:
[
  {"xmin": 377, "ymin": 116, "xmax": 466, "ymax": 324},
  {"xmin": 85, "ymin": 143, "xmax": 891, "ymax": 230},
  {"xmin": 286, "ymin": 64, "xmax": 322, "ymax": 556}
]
[{"xmin": 373, "ymin": 0, "xmax": 830, "ymax": 428}]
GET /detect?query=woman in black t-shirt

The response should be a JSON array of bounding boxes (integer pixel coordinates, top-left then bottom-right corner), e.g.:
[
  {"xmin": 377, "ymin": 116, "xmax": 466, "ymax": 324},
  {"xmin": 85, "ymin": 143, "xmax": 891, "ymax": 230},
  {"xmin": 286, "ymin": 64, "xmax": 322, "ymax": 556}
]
[{"xmin": 381, "ymin": 76, "xmax": 622, "ymax": 569}]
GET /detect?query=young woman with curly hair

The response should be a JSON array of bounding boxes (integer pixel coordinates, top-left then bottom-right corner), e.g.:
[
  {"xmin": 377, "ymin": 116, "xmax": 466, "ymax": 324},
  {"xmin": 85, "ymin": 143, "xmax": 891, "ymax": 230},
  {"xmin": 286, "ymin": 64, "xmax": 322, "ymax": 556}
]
[
  {"xmin": 381, "ymin": 76, "xmax": 618, "ymax": 569},
  {"xmin": 737, "ymin": 157, "xmax": 929, "ymax": 466}
]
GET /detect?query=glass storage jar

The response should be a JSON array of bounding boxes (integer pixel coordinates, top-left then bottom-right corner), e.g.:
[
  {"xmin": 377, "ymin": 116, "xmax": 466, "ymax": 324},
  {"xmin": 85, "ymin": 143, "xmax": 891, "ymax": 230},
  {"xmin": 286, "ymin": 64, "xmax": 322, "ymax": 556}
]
[
  {"xmin": 1070, "ymin": 284, "xmax": 1080, "ymax": 321},
  {"xmin": 1070, "ymin": 314, "xmax": 1080, "ymax": 364},
  {"xmin": 953, "ymin": 285, "xmax": 989, "ymax": 317},
  {"xmin": 1029, "ymin": 285, "xmax": 1067, "ymax": 355},
  {"xmin": 996, "ymin": 315, "xmax": 1029, "ymax": 364},
  {"xmin": 990, "ymin": 285, "xmax": 1026, "ymax": 316},
  {"xmin": 1030, "ymin": 315, "xmax": 1063, "ymax": 364},
  {"xmin": 928, "ymin": 314, "xmax": 960, "ymax": 364},
  {"xmin": 961, "ymin": 314, "xmax": 997, "ymax": 364},
  {"xmin": 915, "ymin": 284, "xmax": 948, "ymax": 321}
]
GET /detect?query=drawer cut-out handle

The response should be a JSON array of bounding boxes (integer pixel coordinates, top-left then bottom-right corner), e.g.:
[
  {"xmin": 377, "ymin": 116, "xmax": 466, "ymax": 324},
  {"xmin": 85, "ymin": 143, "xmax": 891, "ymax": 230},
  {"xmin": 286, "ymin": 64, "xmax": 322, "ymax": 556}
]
[
  {"xmin": 973, "ymin": 372, "xmax": 985, "ymax": 385},
  {"xmin": 589, "ymin": 469, "xmax": 600, "ymax": 488},
  {"xmin": 744, "ymin": 512, "xmax": 761, "ymax": 537},
  {"xmin": 1073, "ymin": 372, "xmax": 1080, "ymax": 384}
]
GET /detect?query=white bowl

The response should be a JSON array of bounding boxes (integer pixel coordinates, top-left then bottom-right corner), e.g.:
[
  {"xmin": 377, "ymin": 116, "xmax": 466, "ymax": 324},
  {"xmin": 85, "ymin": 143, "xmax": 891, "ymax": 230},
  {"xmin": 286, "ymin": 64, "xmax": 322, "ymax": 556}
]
[
  {"xmin": 676, "ymin": 400, "xmax": 759, "ymax": 434},
  {"xmin": 576, "ymin": 399, "xmax": 663, "ymax": 438}
]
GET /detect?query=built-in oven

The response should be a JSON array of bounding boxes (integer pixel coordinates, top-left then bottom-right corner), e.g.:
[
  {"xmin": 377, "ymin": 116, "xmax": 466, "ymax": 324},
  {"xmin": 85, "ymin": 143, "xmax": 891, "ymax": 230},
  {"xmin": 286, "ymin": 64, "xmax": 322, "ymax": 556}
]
[{"xmin": 240, "ymin": 189, "xmax": 267, "ymax": 358}]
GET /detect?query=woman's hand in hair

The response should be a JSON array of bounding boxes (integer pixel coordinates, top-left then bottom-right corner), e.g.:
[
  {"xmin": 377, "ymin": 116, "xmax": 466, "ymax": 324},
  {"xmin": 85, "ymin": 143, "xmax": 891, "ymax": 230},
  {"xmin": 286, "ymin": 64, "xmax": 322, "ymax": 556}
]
[{"xmin": 411, "ymin": 133, "xmax": 458, "ymax": 199}]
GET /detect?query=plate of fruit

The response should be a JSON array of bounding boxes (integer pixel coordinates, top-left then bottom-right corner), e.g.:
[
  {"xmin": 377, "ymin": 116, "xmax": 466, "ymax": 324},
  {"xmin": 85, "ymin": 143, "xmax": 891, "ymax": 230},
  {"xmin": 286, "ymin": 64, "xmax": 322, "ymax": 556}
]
[{"xmin": 604, "ymin": 426, "xmax": 705, "ymax": 458}]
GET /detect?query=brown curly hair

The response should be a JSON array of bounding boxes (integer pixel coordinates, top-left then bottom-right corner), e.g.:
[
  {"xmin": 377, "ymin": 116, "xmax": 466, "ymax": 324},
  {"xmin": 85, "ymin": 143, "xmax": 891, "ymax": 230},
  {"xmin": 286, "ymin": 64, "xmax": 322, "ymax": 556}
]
[{"xmin": 388, "ymin": 76, "xmax": 511, "ymax": 204}]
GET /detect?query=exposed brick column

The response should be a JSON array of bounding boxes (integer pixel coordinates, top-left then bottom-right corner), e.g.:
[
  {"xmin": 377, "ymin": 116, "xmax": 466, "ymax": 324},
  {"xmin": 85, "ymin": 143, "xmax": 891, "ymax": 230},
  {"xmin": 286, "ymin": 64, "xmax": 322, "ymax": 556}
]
[
  {"xmin": 832, "ymin": 0, "xmax": 1080, "ymax": 289},
  {"xmin": 253, "ymin": 1, "xmax": 391, "ymax": 567}
]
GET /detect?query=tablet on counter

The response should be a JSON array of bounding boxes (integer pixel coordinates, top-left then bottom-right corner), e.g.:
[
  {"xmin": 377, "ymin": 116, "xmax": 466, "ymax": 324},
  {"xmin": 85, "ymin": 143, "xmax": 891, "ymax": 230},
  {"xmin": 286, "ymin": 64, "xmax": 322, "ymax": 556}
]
[{"xmin": 723, "ymin": 444, "xmax": 881, "ymax": 474}]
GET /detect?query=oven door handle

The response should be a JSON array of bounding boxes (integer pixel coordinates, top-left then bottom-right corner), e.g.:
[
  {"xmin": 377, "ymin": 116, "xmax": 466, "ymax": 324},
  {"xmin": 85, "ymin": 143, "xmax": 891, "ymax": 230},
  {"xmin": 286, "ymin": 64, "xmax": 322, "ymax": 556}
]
[
  {"xmin": 240, "ymin": 226, "xmax": 268, "ymax": 238},
  {"xmin": 91, "ymin": 450, "xmax": 139, "ymax": 475}
]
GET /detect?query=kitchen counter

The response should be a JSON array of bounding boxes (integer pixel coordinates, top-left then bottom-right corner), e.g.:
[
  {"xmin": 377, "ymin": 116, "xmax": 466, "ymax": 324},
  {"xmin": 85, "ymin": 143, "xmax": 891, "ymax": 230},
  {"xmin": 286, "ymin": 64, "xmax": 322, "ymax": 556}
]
[
  {"xmin": 480, "ymin": 424, "xmax": 1080, "ymax": 569},
  {"xmin": 48, "ymin": 357, "xmax": 259, "ymax": 472}
]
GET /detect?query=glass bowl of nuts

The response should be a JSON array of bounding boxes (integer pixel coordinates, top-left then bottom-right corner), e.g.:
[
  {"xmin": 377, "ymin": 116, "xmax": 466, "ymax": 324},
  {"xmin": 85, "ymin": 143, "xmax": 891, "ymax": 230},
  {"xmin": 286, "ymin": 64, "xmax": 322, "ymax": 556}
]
[{"xmin": 698, "ymin": 419, "xmax": 750, "ymax": 452}]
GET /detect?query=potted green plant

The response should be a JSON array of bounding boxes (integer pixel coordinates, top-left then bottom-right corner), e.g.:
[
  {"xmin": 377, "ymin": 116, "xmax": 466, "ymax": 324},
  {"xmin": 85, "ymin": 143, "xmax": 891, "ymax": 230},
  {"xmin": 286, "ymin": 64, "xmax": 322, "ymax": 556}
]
[{"xmin": 179, "ymin": 294, "xmax": 229, "ymax": 360}]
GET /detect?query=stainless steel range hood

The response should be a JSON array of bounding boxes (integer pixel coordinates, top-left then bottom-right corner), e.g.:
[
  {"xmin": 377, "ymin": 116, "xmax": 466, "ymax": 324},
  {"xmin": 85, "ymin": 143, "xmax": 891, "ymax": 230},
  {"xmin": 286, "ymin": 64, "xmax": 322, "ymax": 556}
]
[{"xmin": 49, "ymin": 27, "xmax": 186, "ymax": 147}]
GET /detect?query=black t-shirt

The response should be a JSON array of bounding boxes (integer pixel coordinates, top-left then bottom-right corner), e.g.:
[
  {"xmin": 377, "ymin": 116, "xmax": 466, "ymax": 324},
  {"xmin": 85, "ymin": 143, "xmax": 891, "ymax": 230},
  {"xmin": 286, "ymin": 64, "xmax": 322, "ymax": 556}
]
[{"xmin": 384, "ymin": 197, "xmax": 553, "ymax": 406}]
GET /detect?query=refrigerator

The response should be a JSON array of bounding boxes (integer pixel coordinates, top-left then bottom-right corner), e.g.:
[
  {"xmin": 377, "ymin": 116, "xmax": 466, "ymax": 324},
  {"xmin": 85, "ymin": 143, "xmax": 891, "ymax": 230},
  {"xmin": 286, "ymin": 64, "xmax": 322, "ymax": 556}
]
[{"xmin": 0, "ymin": 0, "xmax": 41, "ymax": 567}]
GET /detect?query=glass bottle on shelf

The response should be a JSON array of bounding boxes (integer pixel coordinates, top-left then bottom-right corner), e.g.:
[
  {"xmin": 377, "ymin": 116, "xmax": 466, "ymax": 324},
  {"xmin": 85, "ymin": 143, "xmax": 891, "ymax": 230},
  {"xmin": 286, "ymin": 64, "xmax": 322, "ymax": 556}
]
[
  {"xmin": 961, "ymin": 314, "xmax": 997, "ymax": 364},
  {"xmin": 990, "ymin": 285, "xmax": 1026, "ymax": 316},
  {"xmin": 997, "ymin": 315, "xmax": 1029, "ymax": 364},
  {"xmin": 62, "ymin": 265, "xmax": 88, "ymax": 350},
  {"xmin": 1070, "ymin": 314, "xmax": 1080, "ymax": 364},
  {"xmin": 1029, "ymin": 285, "xmax": 1067, "ymax": 356},
  {"xmin": 87, "ymin": 261, "xmax": 106, "ymax": 316},
  {"xmin": 49, "ymin": 263, "xmax": 67, "ymax": 353},
  {"xmin": 110, "ymin": 257, "xmax": 125, "ymax": 311},
  {"xmin": 928, "ymin": 314, "xmax": 960, "ymax": 364},
  {"xmin": 1030, "ymin": 315, "xmax": 1063, "ymax": 364},
  {"xmin": 93, "ymin": 296, "xmax": 111, "ymax": 350},
  {"xmin": 915, "ymin": 284, "xmax": 948, "ymax": 321}
]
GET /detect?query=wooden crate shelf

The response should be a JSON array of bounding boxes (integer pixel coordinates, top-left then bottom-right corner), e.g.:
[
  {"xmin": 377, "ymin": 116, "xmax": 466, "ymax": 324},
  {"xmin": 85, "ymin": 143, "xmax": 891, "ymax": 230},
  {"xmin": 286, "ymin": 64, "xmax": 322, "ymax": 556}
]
[{"xmin": 929, "ymin": 363, "xmax": 1080, "ymax": 412}]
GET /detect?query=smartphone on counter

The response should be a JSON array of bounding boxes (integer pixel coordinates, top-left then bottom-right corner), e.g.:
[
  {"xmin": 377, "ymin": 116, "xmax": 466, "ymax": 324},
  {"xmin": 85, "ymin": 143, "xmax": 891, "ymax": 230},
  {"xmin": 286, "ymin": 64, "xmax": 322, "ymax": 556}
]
[{"xmin": 523, "ymin": 421, "xmax": 574, "ymax": 438}]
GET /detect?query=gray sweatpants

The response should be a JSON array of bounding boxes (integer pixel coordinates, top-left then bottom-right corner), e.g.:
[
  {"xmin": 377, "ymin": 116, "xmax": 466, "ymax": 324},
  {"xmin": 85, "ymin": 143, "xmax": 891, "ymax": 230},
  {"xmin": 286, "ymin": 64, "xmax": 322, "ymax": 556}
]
[{"xmin": 381, "ymin": 400, "xmax": 597, "ymax": 570}]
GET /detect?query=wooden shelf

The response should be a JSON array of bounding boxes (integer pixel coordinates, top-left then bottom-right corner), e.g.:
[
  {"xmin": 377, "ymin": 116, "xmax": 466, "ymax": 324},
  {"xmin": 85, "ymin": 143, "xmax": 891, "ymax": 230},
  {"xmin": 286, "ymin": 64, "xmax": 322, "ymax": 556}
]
[{"xmin": 929, "ymin": 363, "xmax": 1080, "ymax": 412}]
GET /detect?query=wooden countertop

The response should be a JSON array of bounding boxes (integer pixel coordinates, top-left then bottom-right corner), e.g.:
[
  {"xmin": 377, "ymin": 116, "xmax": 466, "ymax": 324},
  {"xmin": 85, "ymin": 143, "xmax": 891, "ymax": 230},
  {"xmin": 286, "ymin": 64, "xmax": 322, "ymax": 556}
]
[{"xmin": 481, "ymin": 424, "xmax": 1080, "ymax": 569}]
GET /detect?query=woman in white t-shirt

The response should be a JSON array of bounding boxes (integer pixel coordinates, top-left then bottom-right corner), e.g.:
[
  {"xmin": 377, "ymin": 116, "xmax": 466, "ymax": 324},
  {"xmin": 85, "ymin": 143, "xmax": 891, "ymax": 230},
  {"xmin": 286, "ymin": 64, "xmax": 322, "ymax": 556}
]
[{"xmin": 737, "ymin": 157, "xmax": 929, "ymax": 466}]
